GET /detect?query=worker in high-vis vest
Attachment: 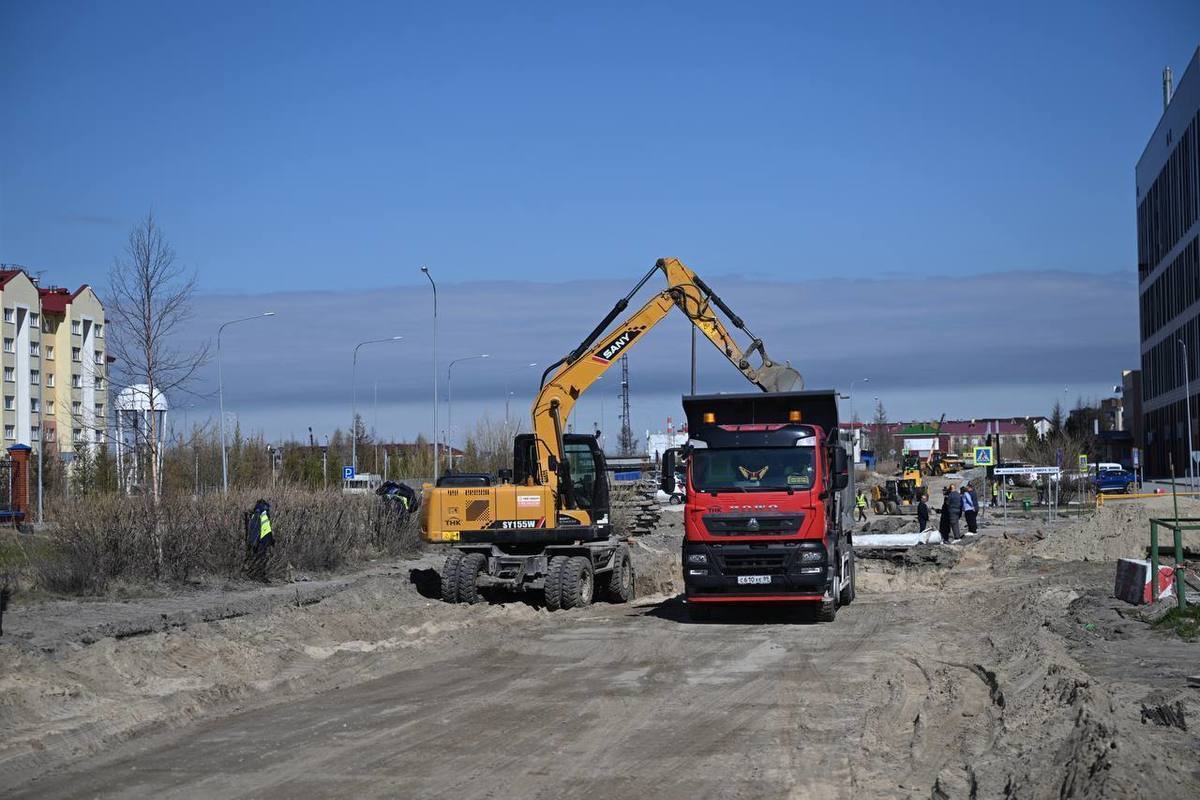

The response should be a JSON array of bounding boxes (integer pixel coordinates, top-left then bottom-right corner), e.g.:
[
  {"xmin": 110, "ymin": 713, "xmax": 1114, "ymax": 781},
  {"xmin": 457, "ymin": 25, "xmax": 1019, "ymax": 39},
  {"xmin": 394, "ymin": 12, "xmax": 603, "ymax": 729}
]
[
  {"xmin": 855, "ymin": 489, "xmax": 868, "ymax": 522},
  {"xmin": 245, "ymin": 499, "xmax": 275, "ymax": 581}
]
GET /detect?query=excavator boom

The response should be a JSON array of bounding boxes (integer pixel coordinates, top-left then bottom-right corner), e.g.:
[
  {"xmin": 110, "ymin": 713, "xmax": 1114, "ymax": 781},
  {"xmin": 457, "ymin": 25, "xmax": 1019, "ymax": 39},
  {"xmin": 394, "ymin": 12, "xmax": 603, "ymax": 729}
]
[{"xmin": 530, "ymin": 257, "xmax": 801, "ymax": 504}]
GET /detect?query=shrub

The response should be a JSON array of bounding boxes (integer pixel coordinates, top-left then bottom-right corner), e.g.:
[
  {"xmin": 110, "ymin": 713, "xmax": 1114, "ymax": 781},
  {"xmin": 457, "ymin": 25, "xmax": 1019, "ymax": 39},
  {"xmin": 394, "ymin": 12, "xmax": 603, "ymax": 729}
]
[{"xmin": 34, "ymin": 488, "xmax": 421, "ymax": 595}]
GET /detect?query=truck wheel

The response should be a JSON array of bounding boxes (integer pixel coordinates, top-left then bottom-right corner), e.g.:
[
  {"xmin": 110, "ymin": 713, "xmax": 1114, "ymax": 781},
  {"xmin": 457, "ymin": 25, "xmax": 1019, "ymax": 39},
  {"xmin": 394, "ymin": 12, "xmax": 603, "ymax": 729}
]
[
  {"xmin": 605, "ymin": 546, "xmax": 634, "ymax": 603},
  {"xmin": 456, "ymin": 553, "xmax": 488, "ymax": 605},
  {"xmin": 560, "ymin": 556, "xmax": 594, "ymax": 609},
  {"xmin": 839, "ymin": 550, "xmax": 856, "ymax": 606},
  {"xmin": 544, "ymin": 555, "xmax": 569, "ymax": 611},
  {"xmin": 440, "ymin": 551, "xmax": 464, "ymax": 603},
  {"xmin": 873, "ymin": 501, "xmax": 885, "ymax": 515},
  {"xmin": 886, "ymin": 501, "xmax": 899, "ymax": 515},
  {"xmin": 817, "ymin": 593, "xmax": 838, "ymax": 623}
]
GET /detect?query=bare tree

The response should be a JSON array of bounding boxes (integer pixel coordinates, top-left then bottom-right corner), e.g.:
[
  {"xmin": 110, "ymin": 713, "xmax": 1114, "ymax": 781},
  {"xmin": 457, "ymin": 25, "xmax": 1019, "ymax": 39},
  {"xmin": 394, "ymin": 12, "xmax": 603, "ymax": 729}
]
[{"xmin": 108, "ymin": 213, "xmax": 209, "ymax": 507}]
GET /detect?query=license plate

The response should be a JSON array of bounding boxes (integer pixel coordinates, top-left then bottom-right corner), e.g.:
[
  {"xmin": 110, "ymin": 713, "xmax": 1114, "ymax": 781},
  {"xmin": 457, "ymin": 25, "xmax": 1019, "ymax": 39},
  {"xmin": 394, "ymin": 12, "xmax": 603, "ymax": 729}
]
[
  {"xmin": 737, "ymin": 575, "xmax": 771, "ymax": 585},
  {"xmin": 441, "ymin": 531, "xmax": 460, "ymax": 542}
]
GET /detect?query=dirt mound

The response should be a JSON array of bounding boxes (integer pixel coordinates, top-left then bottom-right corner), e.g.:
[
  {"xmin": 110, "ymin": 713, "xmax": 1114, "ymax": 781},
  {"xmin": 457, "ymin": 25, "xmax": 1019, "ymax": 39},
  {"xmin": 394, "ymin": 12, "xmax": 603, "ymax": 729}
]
[{"xmin": 1033, "ymin": 496, "xmax": 1200, "ymax": 562}]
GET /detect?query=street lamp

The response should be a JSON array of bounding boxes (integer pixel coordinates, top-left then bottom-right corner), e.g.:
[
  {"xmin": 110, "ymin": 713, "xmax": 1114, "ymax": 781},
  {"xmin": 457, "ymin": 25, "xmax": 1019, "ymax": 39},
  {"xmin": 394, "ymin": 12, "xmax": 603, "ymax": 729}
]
[
  {"xmin": 352, "ymin": 336, "xmax": 404, "ymax": 473},
  {"xmin": 446, "ymin": 354, "xmax": 489, "ymax": 473},
  {"xmin": 848, "ymin": 377, "xmax": 870, "ymax": 423},
  {"xmin": 1180, "ymin": 338, "xmax": 1195, "ymax": 493},
  {"xmin": 421, "ymin": 265, "xmax": 438, "ymax": 483},
  {"xmin": 218, "ymin": 312, "xmax": 275, "ymax": 492},
  {"xmin": 505, "ymin": 362, "xmax": 538, "ymax": 423}
]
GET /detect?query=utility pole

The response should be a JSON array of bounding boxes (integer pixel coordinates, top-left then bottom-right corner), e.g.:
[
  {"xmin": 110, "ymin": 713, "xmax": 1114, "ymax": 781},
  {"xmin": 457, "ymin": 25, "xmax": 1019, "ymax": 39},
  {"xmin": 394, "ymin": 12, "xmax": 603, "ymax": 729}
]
[{"xmin": 421, "ymin": 265, "xmax": 438, "ymax": 483}]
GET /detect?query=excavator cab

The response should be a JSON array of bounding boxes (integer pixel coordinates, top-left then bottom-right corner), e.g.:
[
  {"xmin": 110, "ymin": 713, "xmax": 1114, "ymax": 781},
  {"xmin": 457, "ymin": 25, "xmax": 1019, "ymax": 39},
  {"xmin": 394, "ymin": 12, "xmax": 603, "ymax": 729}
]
[{"xmin": 512, "ymin": 433, "xmax": 610, "ymax": 519}]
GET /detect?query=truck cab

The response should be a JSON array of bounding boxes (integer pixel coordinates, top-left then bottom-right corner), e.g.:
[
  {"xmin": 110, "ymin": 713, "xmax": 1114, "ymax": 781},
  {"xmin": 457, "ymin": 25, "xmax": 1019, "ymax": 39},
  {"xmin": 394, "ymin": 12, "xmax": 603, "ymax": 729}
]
[{"xmin": 662, "ymin": 391, "xmax": 854, "ymax": 622}]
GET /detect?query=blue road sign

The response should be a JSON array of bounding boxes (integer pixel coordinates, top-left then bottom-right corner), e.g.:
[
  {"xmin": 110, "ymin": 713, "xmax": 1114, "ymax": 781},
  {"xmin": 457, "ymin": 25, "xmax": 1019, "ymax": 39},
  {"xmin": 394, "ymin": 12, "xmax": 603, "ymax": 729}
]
[
  {"xmin": 973, "ymin": 446, "xmax": 994, "ymax": 467},
  {"xmin": 343, "ymin": 466, "xmax": 355, "ymax": 481}
]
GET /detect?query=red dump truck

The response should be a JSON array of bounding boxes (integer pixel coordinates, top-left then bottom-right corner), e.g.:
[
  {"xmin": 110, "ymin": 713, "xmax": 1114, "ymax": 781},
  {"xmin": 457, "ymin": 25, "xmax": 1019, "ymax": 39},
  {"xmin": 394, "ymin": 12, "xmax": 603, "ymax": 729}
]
[{"xmin": 660, "ymin": 390, "xmax": 855, "ymax": 621}]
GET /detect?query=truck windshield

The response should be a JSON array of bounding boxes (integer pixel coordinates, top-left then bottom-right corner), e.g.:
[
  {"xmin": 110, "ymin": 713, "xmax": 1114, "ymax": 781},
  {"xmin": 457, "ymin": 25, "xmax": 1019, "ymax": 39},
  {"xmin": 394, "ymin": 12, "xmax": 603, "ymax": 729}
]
[{"xmin": 691, "ymin": 447, "xmax": 816, "ymax": 492}]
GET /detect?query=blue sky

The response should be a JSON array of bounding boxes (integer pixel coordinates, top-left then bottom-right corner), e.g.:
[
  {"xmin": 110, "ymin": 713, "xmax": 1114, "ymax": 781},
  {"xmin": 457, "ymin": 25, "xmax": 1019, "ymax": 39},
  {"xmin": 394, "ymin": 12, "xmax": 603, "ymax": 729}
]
[{"xmin": 1, "ymin": 2, "xmax": 1196, "ymax": 444}]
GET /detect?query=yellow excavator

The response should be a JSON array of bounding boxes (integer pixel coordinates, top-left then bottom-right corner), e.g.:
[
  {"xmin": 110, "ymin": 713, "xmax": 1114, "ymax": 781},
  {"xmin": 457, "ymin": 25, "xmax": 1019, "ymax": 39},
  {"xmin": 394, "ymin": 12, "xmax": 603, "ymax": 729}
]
[{"xmin": 424, "ymin": 257, "xmax": 801, "ymax": 609}]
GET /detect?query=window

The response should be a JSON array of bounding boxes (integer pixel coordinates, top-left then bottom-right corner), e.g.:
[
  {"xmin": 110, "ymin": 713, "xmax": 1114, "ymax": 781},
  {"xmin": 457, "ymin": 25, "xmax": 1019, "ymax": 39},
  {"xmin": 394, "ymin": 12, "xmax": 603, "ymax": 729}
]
[
  {"xmin": 2, "ymin": 338, "xmax": 12, "ymax": 353},
  {"xmin": 32, "ymin": 425, "xmax": 40, "ymax": 442},
  {"xmin": 3, "ymin": 368, "xmax": 13, "ymax": 382},
  {"xmin": 42, "ymin": 319, "xmax": 52, "ymax": 333},
  {"xmin": 71, "ymin": 320, "xmax": 80, "ymax": 335},
  {"xmin": 3, "ymin": 309, "xmax": 12, "ymax": 324},
  {"xmin": 4, "ymin": 426, "xmax": 14, "ymax": 440},
  {"xmin": 72, "ymin": 401, "xmax": 81, "ymax": 414},
  {"xmin": 94, "ymin": 403, "xmax": 104, "ymax": 416},
  {"xmin": 46, "ymin": 400, "xmax": 54, "ymax": 414},
  {"xmin": 94, "ymin": 350, "xmax": 102, "ymax": 365},
  {"xmin": 95, "ymin": 323, "xmax": 103, "ymax": 337},
  {"xmin": 72, "ymin": 347, "xmax": 81, "ymax": 362},
  {"xmin": 94, "ymin": 429, "xmax": 103, "ymax": 443},
  {"xmin": 73, "ymin": 428, "xmax": 82, "ymax": 442},
  {"xmin": 30, "ymin": 370, "xmax": 39, "ymax": 384},
  {"xmin": 46, "ymin": 345, "xmax": 54, "ymax": 360},
  {"xmin": 30, "ymin": 398, "xmax": 39, "ymax": 413},
  {"xmin": 72, "ymin": 374, "xmax": 81, "ymax": 388},
  {"xmin": 30, "ymin": 342, "xmax": 39, "ymax": 357},
  {"xmin": 3, "ymin": 396, "xmax": 12, "ymax": 411},
  {"xmin": 93, "ymin": 376, "xmax": 102, "ymax": 390},
  {"xmin": 46, "ymin": 373, "xmax": 55, "ymax": 388},
  {"xmin": 29, "ymin": 312, "xmax": 39, "ymax": 326}
]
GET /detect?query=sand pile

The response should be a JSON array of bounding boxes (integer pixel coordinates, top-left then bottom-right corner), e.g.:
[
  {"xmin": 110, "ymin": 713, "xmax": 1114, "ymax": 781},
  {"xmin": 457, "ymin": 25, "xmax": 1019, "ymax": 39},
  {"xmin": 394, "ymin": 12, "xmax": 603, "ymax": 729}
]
[{"xmin": 1033, "ymin": 496, "xmax": 1200, "ymax": 562}]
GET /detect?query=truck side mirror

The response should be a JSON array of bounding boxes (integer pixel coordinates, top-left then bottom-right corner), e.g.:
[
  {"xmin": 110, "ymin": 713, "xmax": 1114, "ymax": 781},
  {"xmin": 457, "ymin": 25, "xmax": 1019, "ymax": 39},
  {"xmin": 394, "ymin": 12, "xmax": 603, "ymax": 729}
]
[
  {"xmin": 660, "ymin": 447, "xmax": 678, "ymax": 494},
  {"xmin": 832, "ymin": 445, "xmax": 849, "ymax": 491}
]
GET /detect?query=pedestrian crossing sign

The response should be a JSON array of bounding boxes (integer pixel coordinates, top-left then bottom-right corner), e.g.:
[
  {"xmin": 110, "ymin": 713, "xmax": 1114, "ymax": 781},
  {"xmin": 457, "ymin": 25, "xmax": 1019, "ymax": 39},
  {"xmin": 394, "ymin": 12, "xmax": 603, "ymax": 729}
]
[{"xmin": 973, "ymin": 446, "xmax": 994, "ymax": 467}]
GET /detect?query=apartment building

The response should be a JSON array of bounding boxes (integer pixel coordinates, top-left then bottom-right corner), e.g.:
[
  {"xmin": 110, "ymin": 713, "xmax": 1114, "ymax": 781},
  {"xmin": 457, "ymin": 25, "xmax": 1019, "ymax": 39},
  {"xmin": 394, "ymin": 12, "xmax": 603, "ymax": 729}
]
[
  {"xmin": 0, "ymin": 268, "xmax": 108, "ymax": 458},
  {"xmin": 38, "ymin": 284, "xmax": 108, "ymax": 456}
]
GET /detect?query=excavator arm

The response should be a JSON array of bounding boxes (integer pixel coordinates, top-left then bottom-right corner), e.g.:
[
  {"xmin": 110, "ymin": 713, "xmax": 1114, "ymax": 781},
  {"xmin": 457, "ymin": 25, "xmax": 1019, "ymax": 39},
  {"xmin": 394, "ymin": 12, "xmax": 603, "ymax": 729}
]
[{"xmin": 530, "ymin": 257, "xmax": 802, "ymax": 509}]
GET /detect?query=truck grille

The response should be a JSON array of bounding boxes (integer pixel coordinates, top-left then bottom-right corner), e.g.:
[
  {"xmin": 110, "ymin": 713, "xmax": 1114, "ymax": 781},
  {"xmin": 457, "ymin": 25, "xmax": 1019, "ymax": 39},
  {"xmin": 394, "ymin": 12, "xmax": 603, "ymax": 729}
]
[
  {"xmin": 717, "ymin": 552, "xmax": 789, "ymax": 575},
  {"xmin": 703, "ymin": 513, "xmax": 802, "ymax": 537}
]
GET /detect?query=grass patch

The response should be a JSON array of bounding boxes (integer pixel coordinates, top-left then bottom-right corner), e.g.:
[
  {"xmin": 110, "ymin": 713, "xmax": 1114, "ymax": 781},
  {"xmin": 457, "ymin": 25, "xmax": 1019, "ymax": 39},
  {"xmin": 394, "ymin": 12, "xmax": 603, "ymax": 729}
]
[
  {"xmin": 0, "ymin": 532, "xmax": 56, "ymax": 570},
  {"xmin": 1153, "ymin": 604, "xmax": 1200, "ymax": 641}
]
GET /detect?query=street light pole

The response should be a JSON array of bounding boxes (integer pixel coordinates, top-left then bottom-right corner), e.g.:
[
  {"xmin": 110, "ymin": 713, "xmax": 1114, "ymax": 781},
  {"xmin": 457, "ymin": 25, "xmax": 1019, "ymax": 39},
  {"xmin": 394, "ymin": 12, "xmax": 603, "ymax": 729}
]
[
  {"xmin": 446, "ymin": 354, "xmax": 489, "ymax": 473},
  {"xmin": 1180, "ymin": 338, "xmax": 1195, "ymax": 493},
  {"xmin": 848, "ymin": 377, "xmax": 869, "ymax": 424},
  {"xmin": 504, "ymin": 362, "xmax": 538, "ymax": 423},
  {"xmin": 218, "ymin": 312, "xmax": 275, "ymax": 493},
  {"xmin": 421, "ymin": 266, "xmax": 438, "ymax": 483},
  {"xmin": 352, "ymin": 336, "xmax": 403, "ymax": 473}
]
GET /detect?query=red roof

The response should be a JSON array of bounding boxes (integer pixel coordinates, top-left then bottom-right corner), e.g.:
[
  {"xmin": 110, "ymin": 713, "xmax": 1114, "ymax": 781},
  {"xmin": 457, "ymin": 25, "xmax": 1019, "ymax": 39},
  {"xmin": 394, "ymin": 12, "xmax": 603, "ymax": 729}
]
[
  {"xmin": 39, "ymin": 287, "xmax": 72, "ymax": 315},
  {"xmin": 0, "ymin": 269, "xmax": 24, "ymax": 289}
]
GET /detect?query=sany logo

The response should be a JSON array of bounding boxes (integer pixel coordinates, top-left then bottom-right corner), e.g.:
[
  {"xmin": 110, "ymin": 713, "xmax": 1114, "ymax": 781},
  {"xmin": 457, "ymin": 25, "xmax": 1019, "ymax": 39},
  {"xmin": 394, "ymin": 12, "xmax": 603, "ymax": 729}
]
[{"xmin": 593, "ymin": 329, "xmax": 641, "ymax": 363}]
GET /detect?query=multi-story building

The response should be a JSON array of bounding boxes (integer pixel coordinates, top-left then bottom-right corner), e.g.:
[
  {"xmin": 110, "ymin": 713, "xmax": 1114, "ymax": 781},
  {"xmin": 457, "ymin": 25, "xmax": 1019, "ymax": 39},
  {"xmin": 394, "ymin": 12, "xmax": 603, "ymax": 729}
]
[
  {"xmin": 1137, "ymin": 47, "xmax": 1200, "ymax": 476},
  {"xmin": 39, "ymin": 284, "xmax": 108, "ymax": 457},
  {"xmin": 0, "ymin": 267, "xmax": 108, "ymax": 460}
]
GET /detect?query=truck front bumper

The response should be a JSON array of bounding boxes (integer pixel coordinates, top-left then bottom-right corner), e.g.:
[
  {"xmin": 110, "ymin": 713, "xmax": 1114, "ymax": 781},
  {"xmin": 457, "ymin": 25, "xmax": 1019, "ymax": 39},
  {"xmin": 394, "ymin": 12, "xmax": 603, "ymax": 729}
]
[{"xmin": 682, "ymin": 540, "xmax": 832, "ymax": 601}]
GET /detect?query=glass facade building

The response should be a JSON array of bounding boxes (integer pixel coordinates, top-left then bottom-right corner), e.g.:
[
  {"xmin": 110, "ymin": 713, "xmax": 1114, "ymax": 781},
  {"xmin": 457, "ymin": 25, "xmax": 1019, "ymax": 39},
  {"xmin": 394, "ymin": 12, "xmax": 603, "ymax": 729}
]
[{"xmin": 1138, "ymin": 48, "xmax": 1200, "ymax": 477}]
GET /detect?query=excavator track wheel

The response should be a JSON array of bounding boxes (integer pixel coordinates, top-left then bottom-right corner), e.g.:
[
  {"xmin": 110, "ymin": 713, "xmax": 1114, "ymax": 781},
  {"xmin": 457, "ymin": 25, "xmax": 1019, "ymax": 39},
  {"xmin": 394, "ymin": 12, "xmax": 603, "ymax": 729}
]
[
  {"xmin": 440, "ymin": 551, "xmax": 464, "ymax": 603},
  {"xmin": 605, "ymin": 546, "xmax": 634, "ymax": 604},
  {"xmin": 560, "ymin": 556, "xmax": 594, "ymax": 610},
  {"xmin": 544, "ymin": 555, "xmax": 569, "ymax": 611},
  {"xmin": 457, "ymin": 553, "xmax": 488, "ymax": 605}
]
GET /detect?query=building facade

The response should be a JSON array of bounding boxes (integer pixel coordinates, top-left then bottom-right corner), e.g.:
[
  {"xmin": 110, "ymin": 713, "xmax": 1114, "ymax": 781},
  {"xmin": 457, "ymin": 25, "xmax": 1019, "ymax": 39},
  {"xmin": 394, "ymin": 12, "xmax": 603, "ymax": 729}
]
[
  {"xmin": 1137, "ymin": 47, "xmax": 1200, "ymax": 477},
  {"xmin": 0, "ymin": 269, "xmax": 107, "ymax": 460}
]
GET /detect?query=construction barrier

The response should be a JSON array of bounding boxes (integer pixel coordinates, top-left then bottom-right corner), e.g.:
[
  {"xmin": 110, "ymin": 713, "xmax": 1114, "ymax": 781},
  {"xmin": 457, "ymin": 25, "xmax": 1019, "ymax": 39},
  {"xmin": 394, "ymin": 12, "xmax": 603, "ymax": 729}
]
[{"xmin": 1148, "ymin": 518, "xmax": 1192, "ymax": 611}]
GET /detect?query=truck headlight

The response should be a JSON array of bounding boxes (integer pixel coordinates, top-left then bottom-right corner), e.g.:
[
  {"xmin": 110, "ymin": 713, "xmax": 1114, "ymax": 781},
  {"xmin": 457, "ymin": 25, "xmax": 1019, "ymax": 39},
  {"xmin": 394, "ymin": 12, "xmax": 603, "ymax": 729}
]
[
  {"xmin": 688, "ymin": 569, "xmax": 709, "ymax": 576},
  {"xmin": 687, "ymin": 553, "xmax": 708, "ymax": 564},
  {"xmin": 799, "ymin": 550, "xmax": 823, "ymax": 563}
]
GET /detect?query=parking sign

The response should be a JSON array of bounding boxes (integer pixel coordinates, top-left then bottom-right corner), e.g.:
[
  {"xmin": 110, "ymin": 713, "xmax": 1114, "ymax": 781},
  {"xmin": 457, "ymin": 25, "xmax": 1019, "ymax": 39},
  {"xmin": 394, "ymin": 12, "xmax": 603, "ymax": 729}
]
[
  {"xmin": 343, "ymin": 466, "xmax": 355, "ymax": 481},
  {"xmin": 973, "ymin": 446, "xmax": 994, "ymax": 467}
]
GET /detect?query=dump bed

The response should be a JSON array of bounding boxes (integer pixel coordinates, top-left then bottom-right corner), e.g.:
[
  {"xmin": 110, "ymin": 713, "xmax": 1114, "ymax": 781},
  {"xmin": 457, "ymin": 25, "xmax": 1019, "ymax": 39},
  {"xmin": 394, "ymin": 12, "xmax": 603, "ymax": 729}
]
[{"xmin": 683, "ymin": 390, "xmax": 840, "ymax": 433}]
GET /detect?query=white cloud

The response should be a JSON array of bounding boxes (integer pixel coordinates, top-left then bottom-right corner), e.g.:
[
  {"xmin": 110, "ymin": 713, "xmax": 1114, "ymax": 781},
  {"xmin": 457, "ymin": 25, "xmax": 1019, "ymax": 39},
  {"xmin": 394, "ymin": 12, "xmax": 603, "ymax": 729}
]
[{"xmin": 155, "ymin": 269, "xmax": 1137, "ymax": 443}]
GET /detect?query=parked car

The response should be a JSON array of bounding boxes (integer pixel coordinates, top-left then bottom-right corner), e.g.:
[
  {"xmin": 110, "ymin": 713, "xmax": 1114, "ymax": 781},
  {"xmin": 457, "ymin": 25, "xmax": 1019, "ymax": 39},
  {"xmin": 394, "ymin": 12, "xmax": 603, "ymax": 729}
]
[{"xmin": 1093, "ymin": 468, "xmax": 1136, "ymax": 494}]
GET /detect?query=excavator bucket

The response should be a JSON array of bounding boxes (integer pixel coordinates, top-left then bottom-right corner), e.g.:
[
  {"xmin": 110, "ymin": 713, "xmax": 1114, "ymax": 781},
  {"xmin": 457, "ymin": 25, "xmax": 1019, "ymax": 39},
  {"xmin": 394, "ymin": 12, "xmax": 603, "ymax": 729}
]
[{"xmin": 755, "ymin": 362, "xmax": 804, "ymax": 393}]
